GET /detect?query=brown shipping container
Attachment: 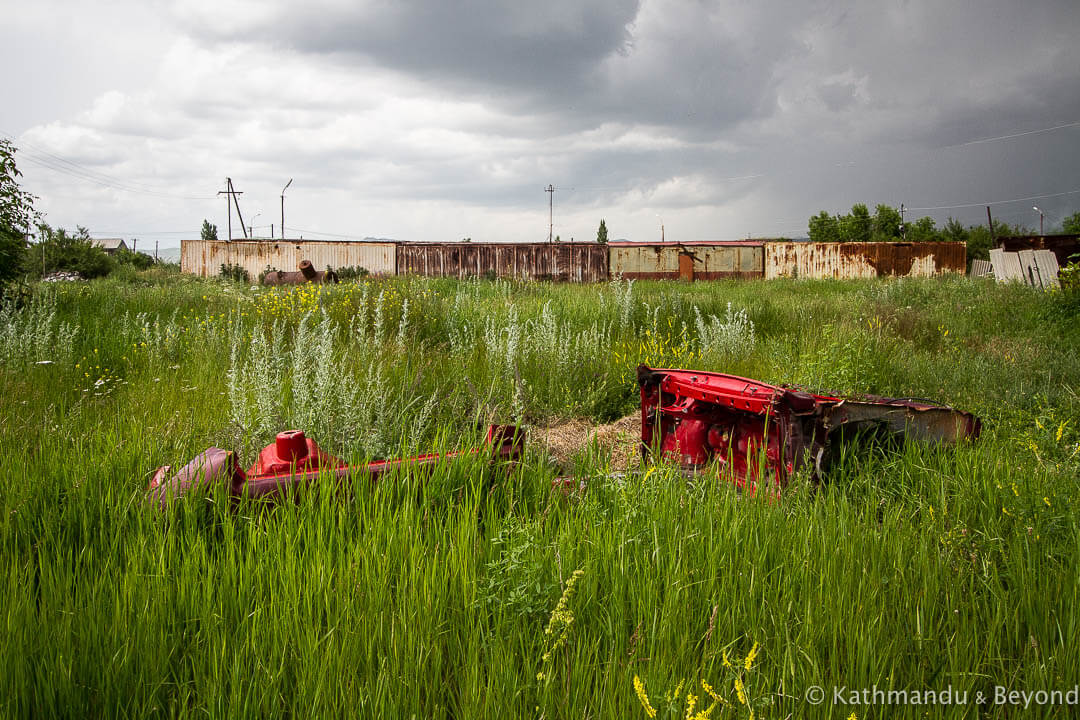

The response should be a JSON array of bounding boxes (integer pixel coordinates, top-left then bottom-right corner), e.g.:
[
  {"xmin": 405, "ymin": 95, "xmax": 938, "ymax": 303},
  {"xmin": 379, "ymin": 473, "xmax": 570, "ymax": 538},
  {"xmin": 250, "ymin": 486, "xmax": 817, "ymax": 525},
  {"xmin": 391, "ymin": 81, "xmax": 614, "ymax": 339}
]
[
  {"xmin": 764, "ymin": 241, "xmax": 966, "ymax": 280},
  {"xmin": 181, "ymin": 240, "xmax": 396, "ymax": 279},
  {"xmin": 396, "ymin": 242, "xmax": 608, "ymax": 282},
  {"xmin": 607, "ymin": 242, "xmax": 764, "ymax": 280}
]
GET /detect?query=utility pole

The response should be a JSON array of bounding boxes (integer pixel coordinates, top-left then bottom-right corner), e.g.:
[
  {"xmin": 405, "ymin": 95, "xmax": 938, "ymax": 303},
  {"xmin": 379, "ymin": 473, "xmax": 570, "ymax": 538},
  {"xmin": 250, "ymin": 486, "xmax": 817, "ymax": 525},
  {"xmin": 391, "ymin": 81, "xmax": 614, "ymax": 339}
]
[
  {"xmin": 1033, "ymin": 206, "xmax": 1044, "ymax": 235},
  {"xmin": 155, "ymin": 240, "xmax": 159, "ymax": 262},
  {"xmin": 281, "ymin": 178, "xmax": 293, "ymax": 241},
  {"xmin": 217, "ymin": 178, "xmax": 246, "ymax": 241},
  {"xmin": 900, "ymin": 203, "xmax": 907, "ymax": 240},
  {"xmin": 545, "ymin": 184, "xmax": 555, "ymax": 243}
]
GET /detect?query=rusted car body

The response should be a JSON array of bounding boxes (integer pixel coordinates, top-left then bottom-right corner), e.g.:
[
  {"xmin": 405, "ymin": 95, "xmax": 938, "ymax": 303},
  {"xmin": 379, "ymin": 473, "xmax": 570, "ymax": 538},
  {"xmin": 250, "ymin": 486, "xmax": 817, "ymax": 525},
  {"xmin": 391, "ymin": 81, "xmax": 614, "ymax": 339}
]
[{"xmin": 637, "ymin": 365, "xmax": 979, "ymax": 493}]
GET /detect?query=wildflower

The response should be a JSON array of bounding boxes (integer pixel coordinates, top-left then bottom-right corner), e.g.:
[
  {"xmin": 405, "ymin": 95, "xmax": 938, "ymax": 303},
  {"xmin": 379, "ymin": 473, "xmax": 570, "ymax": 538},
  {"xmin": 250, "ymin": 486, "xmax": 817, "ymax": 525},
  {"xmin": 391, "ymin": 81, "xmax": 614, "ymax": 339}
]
[
  {"xmin": 734, "ymin": 677, "xmax": 747, "ymax": 706},
  {"xmin": 633, "ymin": 676, "xmax": 657, "ymax": 718},
  {"xmin": 1044, "ymin": 496, "xmax": 1051, "ymax": 507},
  {"xmin": 743, "ymin": 641, "xmax": 759, "ymax": 671},
  {"xmin": 684, "ymin": 692, "xmax": 697, "ymax": 719},
  {"xmin": 722, "ymin": 649, "xmax": 732, "ymax": 668},
  {"xmin": 700, "ymin": 678, "xmax": 722, "ymax": 704}
]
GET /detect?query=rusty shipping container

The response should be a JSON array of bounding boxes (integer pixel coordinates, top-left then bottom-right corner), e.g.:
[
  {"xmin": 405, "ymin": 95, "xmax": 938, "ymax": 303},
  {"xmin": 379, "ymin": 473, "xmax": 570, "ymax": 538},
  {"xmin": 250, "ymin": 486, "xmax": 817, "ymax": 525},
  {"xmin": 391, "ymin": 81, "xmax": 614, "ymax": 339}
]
[
  {"xmin": 608, "ymin": 242, "xmax": 764, "ymax": 281},
  {"xmin": 181, "ymin": 240, "xmax": 396, "ymax": 279},
  {"xmin": 395, "ymin": 242, "xmax": 608, "ymax": 282},
  {"xmin": 764, "ymin": 241, "xmax": 965, "ymax": 280}
]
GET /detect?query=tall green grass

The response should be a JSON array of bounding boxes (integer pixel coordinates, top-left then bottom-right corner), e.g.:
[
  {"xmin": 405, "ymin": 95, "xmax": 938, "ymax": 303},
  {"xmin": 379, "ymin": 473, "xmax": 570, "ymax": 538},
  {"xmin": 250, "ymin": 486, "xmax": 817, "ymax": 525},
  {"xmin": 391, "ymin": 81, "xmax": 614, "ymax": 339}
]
[{"xmin": 1, "ymin": 272, "xmax": 1077, "ymax": 718}]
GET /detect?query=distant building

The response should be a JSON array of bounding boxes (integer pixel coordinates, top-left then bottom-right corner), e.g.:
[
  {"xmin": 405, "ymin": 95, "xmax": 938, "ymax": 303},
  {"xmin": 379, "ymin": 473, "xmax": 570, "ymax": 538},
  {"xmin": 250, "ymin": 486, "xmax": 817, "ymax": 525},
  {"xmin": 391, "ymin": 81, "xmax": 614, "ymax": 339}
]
[{"xmin": 92, "ymin": 238, "xmax": 128, "ymax": 255}]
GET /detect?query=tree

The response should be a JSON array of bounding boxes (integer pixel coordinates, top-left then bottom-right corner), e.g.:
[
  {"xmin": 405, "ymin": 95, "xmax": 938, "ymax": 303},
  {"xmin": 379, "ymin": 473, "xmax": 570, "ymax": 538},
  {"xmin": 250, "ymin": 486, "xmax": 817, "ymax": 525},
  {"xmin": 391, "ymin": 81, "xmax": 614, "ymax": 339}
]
[
  {"xmin": 1063, "ymin": 211, "xmax": 1080, "ymax": 234},
  {"xmin": 807, "ymin": 211, "xmax": 840, "ymax": 243},
  {"xmin": 942, "ymin": 217, "xmax": 967, "ymax": 244},
  {"xmin": 1, "ymin": 139, "xmax": 38, "ymax": 285},
  {"xmin": 596, "ymin": 219, "xmax": 608, "ymax": 244},
  {"xmin": 908, "ymin": 216, "xmax": 941, "ymax": 242},
  {"xmin": 35, "ymin": 224, "xmax": 114, "ymax": 278},
  {"xmin": 837, "ymin": 203, "xmax": 872, "ymax": 242},
  {"xmin": 871, "ymin": 204, "xmax": 902, "ymax": 242},
  {"xmin": 201, "ymin": 219, "xmax": 218, "ymax": 241}
]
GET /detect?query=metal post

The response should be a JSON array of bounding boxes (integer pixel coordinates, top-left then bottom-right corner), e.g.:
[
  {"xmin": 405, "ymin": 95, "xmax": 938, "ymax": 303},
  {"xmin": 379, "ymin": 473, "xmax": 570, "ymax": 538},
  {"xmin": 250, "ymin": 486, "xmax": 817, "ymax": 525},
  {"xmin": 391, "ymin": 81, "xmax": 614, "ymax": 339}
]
[
  {"xmin": 281, "ymin": 179, "xmax": 293, "ymax": 240},
  {"xmin": 545, "ymin": 184, "xmax": 555, "ymax": 243}
]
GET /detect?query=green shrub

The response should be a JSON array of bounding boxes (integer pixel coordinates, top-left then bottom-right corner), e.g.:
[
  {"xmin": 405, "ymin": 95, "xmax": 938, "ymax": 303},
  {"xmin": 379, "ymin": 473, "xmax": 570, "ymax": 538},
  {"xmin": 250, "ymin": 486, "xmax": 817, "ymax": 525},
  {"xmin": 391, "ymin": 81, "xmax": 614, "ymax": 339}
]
[
  {"xmin": 219, "ymin": 263, "xmax": 250, "ymax": 283},
  {"xmin": 30, "ymin": 225, "xmax": 114, "ymax": 278},
  {"xmin": 115, "ymin": 248, "xmax": 155, "ymax": 270},
  {"xmin": 335, "ymin": 265, "xmax": 369, "ymax": 282}
]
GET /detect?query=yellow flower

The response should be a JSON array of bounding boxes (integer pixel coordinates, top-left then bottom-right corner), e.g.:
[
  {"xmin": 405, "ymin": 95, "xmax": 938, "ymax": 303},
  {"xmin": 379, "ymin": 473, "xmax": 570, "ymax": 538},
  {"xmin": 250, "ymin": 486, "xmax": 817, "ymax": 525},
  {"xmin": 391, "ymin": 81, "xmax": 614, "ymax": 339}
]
[
  {"xmin": 734, "ymin": 677, "xmax": 746, "ymax": 706},
  {"xmin": 722, "ymin": 650, "xmax": 732, "ymax": 668},
  {"xmin": 633, "ymin": 675, "xmax": 657, "ymax": 718},
  {"xmin": 684, "ymin": 692, "xmax": 697, "ymax": 720},
  {"xmin": 743, "ymin": 641, "xmax": 759, "ymax": 671}
]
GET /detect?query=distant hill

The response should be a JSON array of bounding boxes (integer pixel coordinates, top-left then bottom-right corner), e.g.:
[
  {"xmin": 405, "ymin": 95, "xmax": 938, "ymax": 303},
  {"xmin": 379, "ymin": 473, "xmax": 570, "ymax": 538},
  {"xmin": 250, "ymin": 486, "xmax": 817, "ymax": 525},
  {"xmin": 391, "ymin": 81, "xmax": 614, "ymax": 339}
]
[{"xmin": 154, "ymin": 247, "xmax": 181, "ymax": 263}]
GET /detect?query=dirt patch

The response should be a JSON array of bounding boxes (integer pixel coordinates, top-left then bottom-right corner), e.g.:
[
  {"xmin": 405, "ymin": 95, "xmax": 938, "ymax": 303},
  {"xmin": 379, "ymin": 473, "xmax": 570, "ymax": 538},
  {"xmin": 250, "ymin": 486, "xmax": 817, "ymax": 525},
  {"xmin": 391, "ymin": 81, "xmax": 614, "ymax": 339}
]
[{"xmin": 532, "ymin": 413, "xmax": 642, "ymax": 472}]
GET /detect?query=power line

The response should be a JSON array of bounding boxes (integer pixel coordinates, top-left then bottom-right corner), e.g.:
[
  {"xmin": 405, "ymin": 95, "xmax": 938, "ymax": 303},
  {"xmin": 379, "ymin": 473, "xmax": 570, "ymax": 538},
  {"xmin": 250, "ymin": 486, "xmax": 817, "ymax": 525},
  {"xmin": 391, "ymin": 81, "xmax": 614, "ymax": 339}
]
[
  {"xmin": 945, "ymin": 120, "xmax": 1080, "ymax": 148},
  {"xmin": 89, "ymin": 230, "xmax": 194, "ymax": 235},
  {"xmin": 289, "ymin": 227, "xmax": 370, "ymax": 240},
  {"xmin": 2, "ymin": 130, "xmax": 216, "ymax": 201},
  {"xmin": 906, "ymin": 187, "xmax": 1080, "ymax": 211}
]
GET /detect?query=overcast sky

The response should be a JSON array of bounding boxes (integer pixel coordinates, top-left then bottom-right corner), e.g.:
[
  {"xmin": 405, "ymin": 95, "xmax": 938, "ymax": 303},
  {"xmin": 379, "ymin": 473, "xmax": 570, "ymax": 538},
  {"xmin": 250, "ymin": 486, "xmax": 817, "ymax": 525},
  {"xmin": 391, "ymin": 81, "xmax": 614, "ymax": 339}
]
[{"xmin": 3, "ymin": 0, "xmax": 1079, "ymax": 247}]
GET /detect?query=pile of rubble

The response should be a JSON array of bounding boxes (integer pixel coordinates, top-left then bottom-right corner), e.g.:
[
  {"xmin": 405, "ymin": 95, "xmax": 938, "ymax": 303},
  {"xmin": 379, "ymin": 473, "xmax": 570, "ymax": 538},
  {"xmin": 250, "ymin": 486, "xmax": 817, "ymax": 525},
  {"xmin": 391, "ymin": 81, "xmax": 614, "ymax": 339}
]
[{"xmin": 42, "ymin": 271, "xmax": 85, "ymax": 283}]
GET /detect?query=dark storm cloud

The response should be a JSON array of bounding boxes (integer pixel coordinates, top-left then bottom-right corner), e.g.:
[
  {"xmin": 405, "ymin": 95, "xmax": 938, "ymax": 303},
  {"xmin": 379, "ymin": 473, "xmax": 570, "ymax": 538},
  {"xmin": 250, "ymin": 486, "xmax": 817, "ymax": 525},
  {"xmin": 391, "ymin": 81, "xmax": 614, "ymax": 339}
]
[
  {"xmin": 10, "ymin": 0, "xmax": 1080, "ymax": 241},
  {"xmin": 192, "ymin": 1, "xmax": 639, "ymax": 96},
  {"xmin": 180, "ymin": 0, "xmax": 802, "ymax": 136}
]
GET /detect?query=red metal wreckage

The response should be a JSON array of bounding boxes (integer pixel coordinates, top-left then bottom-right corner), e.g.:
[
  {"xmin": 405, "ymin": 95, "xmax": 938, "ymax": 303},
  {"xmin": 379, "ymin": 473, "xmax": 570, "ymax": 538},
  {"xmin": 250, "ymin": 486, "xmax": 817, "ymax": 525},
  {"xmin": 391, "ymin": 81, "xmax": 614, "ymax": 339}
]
[
  {"xmin": 637, "ymin": 365, "xmax": 980, "ymax": 494},
  {"xmin": 148, "ymin": 366, "xmax": 979, "ymax": 505}
]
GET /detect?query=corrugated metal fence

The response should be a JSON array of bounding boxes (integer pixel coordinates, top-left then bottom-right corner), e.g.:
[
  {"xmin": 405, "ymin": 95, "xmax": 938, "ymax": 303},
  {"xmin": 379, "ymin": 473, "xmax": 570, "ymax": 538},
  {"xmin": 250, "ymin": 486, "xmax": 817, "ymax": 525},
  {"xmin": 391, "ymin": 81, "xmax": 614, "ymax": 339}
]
[
  {"xmin": 764, "ymin": 241, "xmax": 965, "ymax": 280},
  {"xmin": 180, "ymin": 239, "xmax": 966, "ymax": 282},
  {"xmin": 608, "ymin": 242, "xmax": 763, "ymax": 280},
  {"xmin": 181, "ymin": 240, "xmax": 396, "ymax": 278},
  {"xmin": 396, "ymin": 242, "xmax": 608, "ymax": 282}
]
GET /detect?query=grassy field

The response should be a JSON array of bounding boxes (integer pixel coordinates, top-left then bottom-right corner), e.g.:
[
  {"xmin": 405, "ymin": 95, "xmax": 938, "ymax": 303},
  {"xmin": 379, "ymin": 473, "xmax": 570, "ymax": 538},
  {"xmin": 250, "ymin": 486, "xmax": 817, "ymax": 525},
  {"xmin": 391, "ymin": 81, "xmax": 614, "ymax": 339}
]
[{"xmin": 1, "ymin": 271, "xmax": 1078, "ymax": 719}]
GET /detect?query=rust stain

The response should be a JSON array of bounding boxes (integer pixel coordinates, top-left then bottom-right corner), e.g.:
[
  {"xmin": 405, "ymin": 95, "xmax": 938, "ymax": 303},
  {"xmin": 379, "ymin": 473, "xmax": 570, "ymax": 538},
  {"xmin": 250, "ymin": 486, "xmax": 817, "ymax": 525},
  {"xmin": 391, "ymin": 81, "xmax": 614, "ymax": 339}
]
[
  {"xmin": 396, "ymin": 242, "xmax": 608, "ymax": 282},
  {"xmin": 181, "ymin": 240, "xmax": 395, "ymax": 278},
  {"xmin": 764, "ymin": 242, "xmax": 965, "ymax": 279}
]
